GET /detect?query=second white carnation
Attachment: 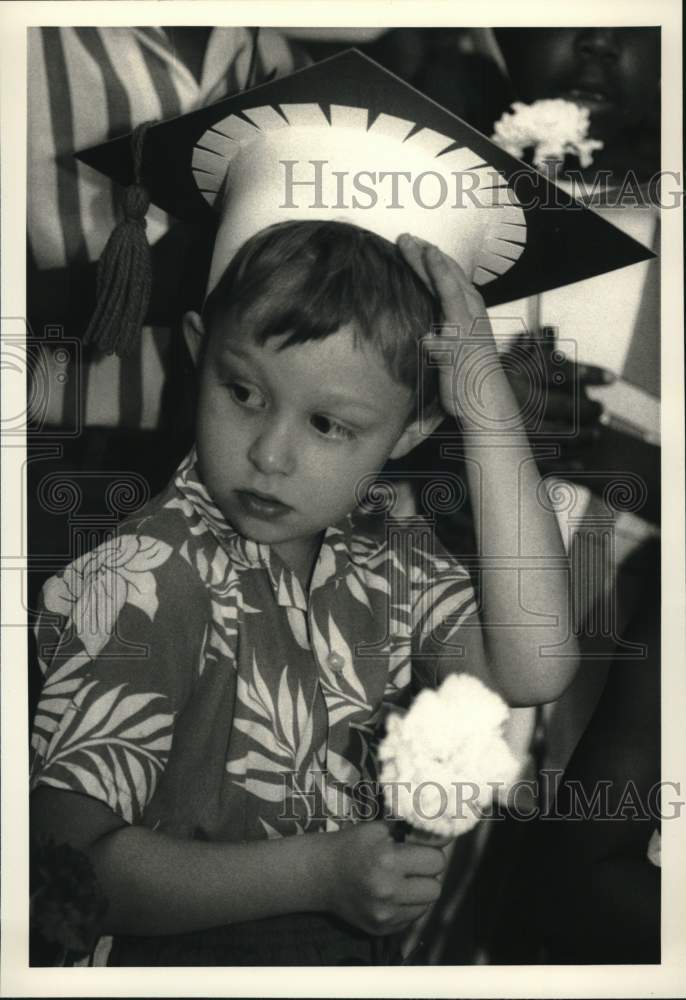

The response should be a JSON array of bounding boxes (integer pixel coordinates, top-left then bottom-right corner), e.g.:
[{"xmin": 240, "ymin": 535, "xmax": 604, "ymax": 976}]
[{"xmin": 491, "ymin": 99, "xmax": 604, "ymax": 169}]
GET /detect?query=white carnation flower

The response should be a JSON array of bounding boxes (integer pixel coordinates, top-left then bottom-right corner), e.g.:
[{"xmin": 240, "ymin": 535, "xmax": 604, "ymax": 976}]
[
  {"xmin": 491, "ymin": 99, "xmax": 604, "ymax": 169},
  {"xmin": 378, "ymin": 674, "xmax": 520, "ymax": 837}
]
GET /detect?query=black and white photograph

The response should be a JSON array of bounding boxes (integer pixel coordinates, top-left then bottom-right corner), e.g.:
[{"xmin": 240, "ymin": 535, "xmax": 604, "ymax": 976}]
[{"xmin": 1, "ymin": 2, "xmax": 684, "ymax": 995}]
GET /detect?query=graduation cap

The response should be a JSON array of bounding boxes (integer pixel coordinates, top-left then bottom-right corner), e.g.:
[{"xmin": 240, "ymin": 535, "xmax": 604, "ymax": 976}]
[{"xmin": 77, "ymin": 48, "xmax": 653, "ymax": 356}]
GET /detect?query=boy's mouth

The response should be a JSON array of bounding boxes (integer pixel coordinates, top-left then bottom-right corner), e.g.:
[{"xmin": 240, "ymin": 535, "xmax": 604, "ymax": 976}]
[{"xmin": 235, "ymin": 489, "xmax": 293, "ymax": 520}]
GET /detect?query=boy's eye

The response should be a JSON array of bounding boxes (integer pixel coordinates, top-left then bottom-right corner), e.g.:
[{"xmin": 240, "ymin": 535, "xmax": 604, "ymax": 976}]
[
  {"xmin": 310, "ymin": 414, "xmax": 356, "ymax": 441},
  {"xmin": 228, "ymin": 382, "xmax": 265, "ymax": 409}
]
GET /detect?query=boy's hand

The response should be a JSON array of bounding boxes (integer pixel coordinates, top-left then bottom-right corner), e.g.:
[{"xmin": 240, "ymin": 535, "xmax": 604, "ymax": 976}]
[
  {"xmin": 324, "ymin": 821, "xmax": 446, "ymax": 936},
  {"xmin": 397, "ymin": 234, "xmax": 496, "ymax": 426},
  {"xmin": 404, "ymin": 827, "xmax": 453, "ymax": 849}
]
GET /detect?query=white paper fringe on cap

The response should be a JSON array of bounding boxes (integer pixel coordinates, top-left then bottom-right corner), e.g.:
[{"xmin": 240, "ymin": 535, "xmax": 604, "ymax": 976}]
[{"xmin": 191, "ymin": 103, "xmax": 527, "ymax": 294}]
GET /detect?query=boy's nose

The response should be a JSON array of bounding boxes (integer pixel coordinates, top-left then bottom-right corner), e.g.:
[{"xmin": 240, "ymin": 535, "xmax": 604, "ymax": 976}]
[{"xmin": 247, "ymin": 420, "xmax": 296, "ymax": 477}]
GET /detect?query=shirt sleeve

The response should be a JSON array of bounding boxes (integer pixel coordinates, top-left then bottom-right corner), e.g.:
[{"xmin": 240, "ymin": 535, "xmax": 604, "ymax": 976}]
[
  {"xmin": 410, "ymin": 538, "xmax": 483, "ymax": 690},
  {"xmin": 30, "ymin": 532, "xmax": 209, "ymax": 825}
]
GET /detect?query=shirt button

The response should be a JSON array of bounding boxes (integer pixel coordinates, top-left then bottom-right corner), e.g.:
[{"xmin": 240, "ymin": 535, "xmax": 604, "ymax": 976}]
[{"xmin": 327, "ymin": 651, "xmax": 345, "ymax": 673}]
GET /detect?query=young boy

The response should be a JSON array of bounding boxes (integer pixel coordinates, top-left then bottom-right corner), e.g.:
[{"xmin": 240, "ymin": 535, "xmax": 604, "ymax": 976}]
[{"xmin": 29, "ymin": 51, "xmax": 650, "ymax": 965}]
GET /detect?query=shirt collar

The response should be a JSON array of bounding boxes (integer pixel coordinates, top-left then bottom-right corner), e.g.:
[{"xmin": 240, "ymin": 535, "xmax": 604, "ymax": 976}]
[{"xmin": 172, "ymin": 449, "xmax": 386, "ymax": 607}]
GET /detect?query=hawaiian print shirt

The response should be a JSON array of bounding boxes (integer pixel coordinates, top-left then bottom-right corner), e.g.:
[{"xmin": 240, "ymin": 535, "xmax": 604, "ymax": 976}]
[{"xmin": 30, "ymin": 449, "xmax": 478, "ymax": 842}]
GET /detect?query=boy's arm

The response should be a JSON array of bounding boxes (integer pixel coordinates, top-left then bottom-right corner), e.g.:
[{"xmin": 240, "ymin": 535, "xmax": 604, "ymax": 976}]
[
  {"xmin": 32, "ymin": 786, "xmax": 328, "ymax": 933},
  {"xmin": 400, "ymin": 236, "xmax": 579, "ymax": 707},
  {"xmin": 459, "ymin": 373, "xmax": 577, "ymax": 705},
  {"xmin": 31, "ymin": 787, "xmax": 444, "ymax": 936}
]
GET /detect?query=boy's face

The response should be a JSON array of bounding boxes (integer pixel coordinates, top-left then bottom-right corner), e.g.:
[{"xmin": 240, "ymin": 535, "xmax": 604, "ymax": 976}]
[{"xmin": 189, "ymin": 311, "xmax": 426, "ymax": 564}]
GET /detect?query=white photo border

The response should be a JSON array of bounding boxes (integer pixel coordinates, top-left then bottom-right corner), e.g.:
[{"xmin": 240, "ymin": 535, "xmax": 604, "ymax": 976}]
[{"xmin": 1, "ymin": 1, "xmax": 683, "ymax": 996}]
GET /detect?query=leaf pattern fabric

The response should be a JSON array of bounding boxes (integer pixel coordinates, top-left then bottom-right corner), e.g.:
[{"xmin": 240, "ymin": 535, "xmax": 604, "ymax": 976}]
[
  {"xmin": 41, "ymin": 535, "xmax": 173, "ymax": 658},
  {"xmin": 31, "ymin": 447, "xmax": 477, "ymax": 842}
]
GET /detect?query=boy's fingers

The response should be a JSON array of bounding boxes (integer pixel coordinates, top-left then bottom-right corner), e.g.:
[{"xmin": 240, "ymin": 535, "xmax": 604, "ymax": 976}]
[
  {"xmin": 399, "ymin": 237, "xmax": 489, "ymax": 334},
  {"xmin": 404, "ymin": 827, "xmax": 453, "ymax": 849},
  {"xmin": 397, "ymin": 234, "xmax": 434, "ymax": 293},
  {"xmin": 400, "ymin": 236, "xmax": 485, "ymax": 303},
  {"xmin": 396, "ymin": 843, "xmax": 447, "ymax": 877},
  {"xmin": 396, "ymin": 875, "xmax": 443, "ymax": 906},
  {"xmin": 438, "ymin": 250, "xmax": 487, "ymax": 316},
  {"xmin": 423, "ymin": 246, "xmax": 474, "ymax": 324}
]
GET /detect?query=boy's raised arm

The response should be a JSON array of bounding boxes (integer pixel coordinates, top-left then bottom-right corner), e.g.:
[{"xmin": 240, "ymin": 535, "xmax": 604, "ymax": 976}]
[{"xmin": 399, "ymin": 236, "xmax": 579, "ymax": 707}]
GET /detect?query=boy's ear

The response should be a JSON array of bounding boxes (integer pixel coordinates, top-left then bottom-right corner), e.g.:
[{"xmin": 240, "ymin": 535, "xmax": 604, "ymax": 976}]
[
  {"xmin": 389, "ymin": 407, "xmax": 445, "ymax": 460},
  {"xmin": 182, "ymin": 311, "xmax": 205, "ymax": 366}
]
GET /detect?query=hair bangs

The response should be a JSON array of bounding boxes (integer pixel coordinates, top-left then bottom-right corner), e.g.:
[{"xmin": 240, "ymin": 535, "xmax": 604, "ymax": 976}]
[{"xmin": 202, "ymin": 220, "xmax": 440, "ymax": 402}]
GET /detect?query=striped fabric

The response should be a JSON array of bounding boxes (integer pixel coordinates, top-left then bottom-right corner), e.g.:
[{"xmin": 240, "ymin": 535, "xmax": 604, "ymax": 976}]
[{"xmin": 28, "ymin": 27, "xmax": 305, "ymax": 428}]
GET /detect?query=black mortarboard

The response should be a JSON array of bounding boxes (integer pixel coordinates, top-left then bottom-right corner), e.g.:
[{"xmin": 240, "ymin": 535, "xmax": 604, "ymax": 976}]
[{"xmin": 77, "ymin": 48, "xmax": 653, "ymax": 353}]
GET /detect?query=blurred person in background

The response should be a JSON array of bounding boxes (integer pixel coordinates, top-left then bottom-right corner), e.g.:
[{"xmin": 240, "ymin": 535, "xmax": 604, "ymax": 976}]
[
  {"xmin": 494, "ymin": 27, "xmax": 660, "ymax": 183},
  {"xmin": 493, "ymin": 25, "xmax": 661, "ymax": 778},
  {"xmin": 494, "ymin": 27, "xmax": 662, "ymax": 968}
]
